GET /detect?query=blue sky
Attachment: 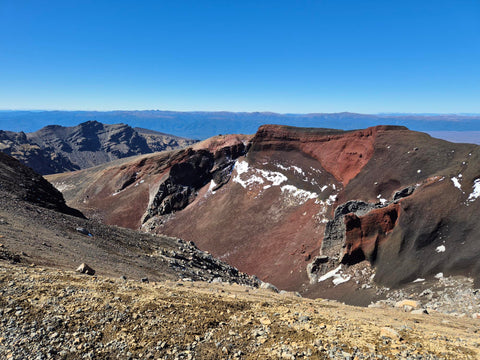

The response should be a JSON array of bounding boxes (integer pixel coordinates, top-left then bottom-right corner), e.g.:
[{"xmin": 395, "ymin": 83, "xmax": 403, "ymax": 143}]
[{"xmin": 0, "ymin": 0, "xmax": 479, "ymax": 113}]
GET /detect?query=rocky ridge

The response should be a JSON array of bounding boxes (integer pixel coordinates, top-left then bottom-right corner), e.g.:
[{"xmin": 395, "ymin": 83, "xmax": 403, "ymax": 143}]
[{"xmin": 0, "ymin": 121, "xmax": 196, "ymax": 174}]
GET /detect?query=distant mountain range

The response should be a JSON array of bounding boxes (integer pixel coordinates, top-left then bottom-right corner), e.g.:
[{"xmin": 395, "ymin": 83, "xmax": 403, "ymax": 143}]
[
  {"xmin": 0, "ymin": 120, "xmax": 196, "ymax": 174},
  {"xmin": 1, "ymin": 110, "xmax": 479, "ymax": 143}
]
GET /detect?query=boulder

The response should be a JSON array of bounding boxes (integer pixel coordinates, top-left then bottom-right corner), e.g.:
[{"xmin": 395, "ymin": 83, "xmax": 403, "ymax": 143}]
[
  {"xmin": 395, "ymin": 300, "xmax": 420, "ymax": 310},
  {"xmin": 260, "ymin": 282, "xmax": 279, "ymax": 293},
  {"xmin": 76, "ymin": 263, "xmax": 95, "ymax": 276}
]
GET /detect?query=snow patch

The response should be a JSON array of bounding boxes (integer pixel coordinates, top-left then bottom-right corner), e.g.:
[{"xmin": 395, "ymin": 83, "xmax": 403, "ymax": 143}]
[
  {"xmin": 326, "ymin": 194, "xmax": 337, "ymax": 206},
  {"xmin": 379, "ymin": 198, "xmax": 387, "ymax": 205},
  {"xmin": 435, "ymin": 245, "xmax": 446, "ymax": 253},
  {"xmin": 257, "ymin": 169, "xmax": 288, "ymax": 186},
  {"xmin": 281, "ymin": 185, "xmax": 318, "ymax": 204},
  {"xmin": 235, "ymin": 160, "xmax": 249, "ymax": 175},
  {"xmin": 275, "ymin": 163, "xmax": 289, "ymax": 171},
  {"xmin": 435, "ymin": 272, "xmax": 444, "ymax": 279},
  {"xmin": 417, "ymin": 169, "xmax": 422, "ymax": 173},
  {"xmin": 333, "ymin": 275, "xmax": 351, "ymax": 286},
  {"xmin": 320, "ymin": 185, "xmax": 328, "ymax": 192},
  {"xmin": 208, "ymin": 180, "xmax": 217, "ymax": 194},
  {"xmin": 318, "ymin": 265, "xmax": 350, "ymax": 286},
  {"xmin": 451, "ymin": 176, "xmax": 462, "ymax": 191},
  {"xmin": 233, "ymin": 160, "xmax": 288, "ymax": 189},
  {"xmin": 413, "ymin": 278, "xmax": 425, "ymax": 283},
  {"xmin": 291, "ymin": 165, "xmax": 304, "ymax": 175},
  {"xmin": 467, "ymin": 179, "xmax": 480, "ymax": 202}
]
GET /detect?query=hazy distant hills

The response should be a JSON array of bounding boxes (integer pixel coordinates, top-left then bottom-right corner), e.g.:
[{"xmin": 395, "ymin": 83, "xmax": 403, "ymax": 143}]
[
  {"xmin": 0, "ymin": 120, "xmax": 196, "ymax": 174},
  {"xmin": 0, "ymin": 110, "xmax": 479, "ymax": 143}
]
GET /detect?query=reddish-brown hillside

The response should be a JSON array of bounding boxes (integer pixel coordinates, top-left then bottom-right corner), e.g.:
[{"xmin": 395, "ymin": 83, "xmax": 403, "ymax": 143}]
[{"xmin": 47, "ymin": 125, "xmax": 480, "ymax": 299}]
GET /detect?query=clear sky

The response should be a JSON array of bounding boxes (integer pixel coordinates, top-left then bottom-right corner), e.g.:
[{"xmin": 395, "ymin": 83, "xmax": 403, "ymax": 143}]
[{"xmin": 1, "ymin": 0, "xmax": 479, "ymax": 113}]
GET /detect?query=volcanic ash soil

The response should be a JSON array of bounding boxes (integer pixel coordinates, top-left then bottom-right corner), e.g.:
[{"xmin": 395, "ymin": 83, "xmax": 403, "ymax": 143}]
[{"xmin": 1, "ymin": 262, "xmax": 479, "ymax": 360}]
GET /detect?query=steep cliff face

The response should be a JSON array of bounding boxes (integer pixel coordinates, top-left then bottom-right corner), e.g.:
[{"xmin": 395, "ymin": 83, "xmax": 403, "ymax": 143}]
[
  {"xmin": 0, "ymin": 121, "xmax": 197, "ymax": 174},
  {"xmin": 49, "ymin": 125, "xmax": 480, "ymax": 295}
]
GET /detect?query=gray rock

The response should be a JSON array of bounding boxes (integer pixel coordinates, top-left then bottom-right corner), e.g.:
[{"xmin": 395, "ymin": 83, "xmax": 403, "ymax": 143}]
[{"xmin": 260, "ymin": 282, "xmax": 279, "ymax": 293}]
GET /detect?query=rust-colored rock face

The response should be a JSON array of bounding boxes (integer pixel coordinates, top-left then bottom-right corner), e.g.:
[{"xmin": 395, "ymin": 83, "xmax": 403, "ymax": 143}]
[
  {"xmin": 49, "ymin": 125, "xmax": 480, "ymax": 295},
  {"xmin": 250, "ymin": 125, "xmax": 401, "ymax": 185},
  {"xmin": 342, "ymin": 203, "xmax": 400, "ymax": 264}
]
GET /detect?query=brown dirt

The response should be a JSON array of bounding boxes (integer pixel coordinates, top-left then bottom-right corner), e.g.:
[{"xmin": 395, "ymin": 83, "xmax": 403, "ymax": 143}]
[{"xmin": 1, "ymin": 261, "xmax": 479, "ymax": 359}]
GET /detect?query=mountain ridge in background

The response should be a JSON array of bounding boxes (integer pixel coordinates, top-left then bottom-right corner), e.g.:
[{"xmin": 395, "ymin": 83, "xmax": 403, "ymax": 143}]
[
  {"xmin": 0, "ymin": 120, "xmax": 197, "ymax": 174},
  {"xmin": 0, "ymin": 110, "xmax": 479, "ymax": 143}
]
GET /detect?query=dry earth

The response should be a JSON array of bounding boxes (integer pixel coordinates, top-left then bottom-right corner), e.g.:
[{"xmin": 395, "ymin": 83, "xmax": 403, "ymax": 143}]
[{"xmin": 1, "ymin": 261, "xmax": 479, "ymax": 360}]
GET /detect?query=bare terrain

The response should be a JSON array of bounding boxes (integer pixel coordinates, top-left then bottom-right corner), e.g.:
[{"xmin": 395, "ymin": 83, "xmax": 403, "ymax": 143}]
[
  {"xmin": 47, "ymin": 125, "xmax": 480, "ymax": 300},
  {"xmin": 1, "ymin": 262, "xmax": 479, "ymax": 359}
]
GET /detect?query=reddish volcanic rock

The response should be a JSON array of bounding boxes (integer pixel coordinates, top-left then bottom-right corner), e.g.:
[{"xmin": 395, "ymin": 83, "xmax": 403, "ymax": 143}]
[
  {"xmin": 48, "ymin": 124, "xmax": 480, "ymax": 295},
  {"xmin": 250, "ymin": 125, "xmax": 404, "ymax": 185},
  {"xmin": 342, "ymin": 203, "xmax": 400, "ymax": 265}
]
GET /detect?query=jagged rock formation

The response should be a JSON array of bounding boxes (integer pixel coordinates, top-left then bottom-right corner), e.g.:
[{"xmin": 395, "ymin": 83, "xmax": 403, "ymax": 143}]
[
  {"xmin": 0, "ymin": 148, "xmax": 258, "ymax": 287},
  {"xmin": 0, "ymin": 121, "xmax": 196, "ymax": 174},
  {"xmin": 0, "ymin": 151, "xmax": 83, "ymax": 217},
  {"xmin": 49, "ymin": 125, "xmax": 480, "ymax": 299}
]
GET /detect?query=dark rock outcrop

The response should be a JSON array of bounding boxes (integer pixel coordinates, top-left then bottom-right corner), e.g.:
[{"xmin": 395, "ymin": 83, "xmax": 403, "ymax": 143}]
[
  {"xmin": 143, "ymin": 144, "xmax": 246, "ymax": 222},
  {"xmin": 0, "ymin": 121, "xmax": 197, "ymax": 174},
  {"xmin": 0, "ymin": 151, "xmax": 84, "ymax": 217}
]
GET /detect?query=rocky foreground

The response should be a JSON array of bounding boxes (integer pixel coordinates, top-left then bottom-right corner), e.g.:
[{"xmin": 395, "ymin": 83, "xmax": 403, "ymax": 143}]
[{"xmin": 1, "ymin": 262, "xmax": 479, "ymax": 360}]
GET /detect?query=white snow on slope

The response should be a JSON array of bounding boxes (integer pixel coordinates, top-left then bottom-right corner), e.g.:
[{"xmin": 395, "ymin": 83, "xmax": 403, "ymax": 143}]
[
  {"xmin": 257, "ymin": 169, "xmax": 288, "ymax": 186},
  {"xmin": 435, "ymin": 245, "xmax": 446, "ymax": 253},
  {"xmin": 326, "ymin": 194, "xmax": 337, "ymax": 206},
  {"xmin": 281, "ymin": 185, "xmax": 318, "ymax": 204},
  {"xmin": 232, "ymin": 161, "xmax": 265, "ymax": 188},
  {"xmin": 318, "ymin": 265, "xmax": 351, "ymax": 286},
  {"xmin": 233, "ymin": 161, "xmax": 287, "ymax": 189},
  {"xmin": 451, "ymin": 176, "xmax": 462, "ymax": 191},
  {"xmin": 208, "ymin": 180, "xmax": 217, "ymax": 194},
  {"xmin": 291, "ymin": 165, "xmax": 304, "ymax": 175},
  {"xmin": 467, "ymin": 179, "xmax": 480, "ymax": 202}
]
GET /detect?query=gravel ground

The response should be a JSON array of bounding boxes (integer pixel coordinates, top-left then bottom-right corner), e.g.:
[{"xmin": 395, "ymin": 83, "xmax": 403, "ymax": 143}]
[{"xmin": 1, "ymin": 262, "xmax": 479, "ymax": 360}]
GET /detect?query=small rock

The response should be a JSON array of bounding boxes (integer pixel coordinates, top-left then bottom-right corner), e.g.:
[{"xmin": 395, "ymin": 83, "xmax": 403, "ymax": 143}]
[
  {"xmin": 380, "ymin": 327, "xmax": 402, "ymax": 340},
  {"xmin": 76, "ymin": 263, "xmax": 95, "ymax": 276}
]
